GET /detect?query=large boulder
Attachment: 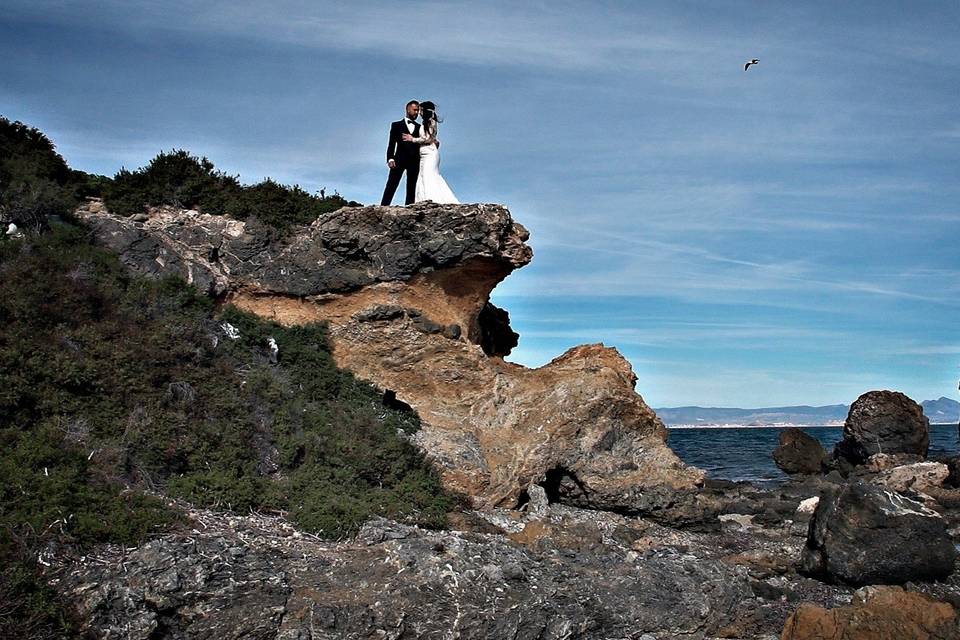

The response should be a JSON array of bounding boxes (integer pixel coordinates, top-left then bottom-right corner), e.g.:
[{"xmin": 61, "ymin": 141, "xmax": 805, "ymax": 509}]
[
  {"xmin": 773, "ymin": 428, "xmax": 827, "ymax": 474},
  {"xmin": 833, "ymin": 390, "xmax": 930, "ymax": 465},
  {"xmin": 782, "ymin": 586, "xmax": 958, "ymax": 640},
  {"xmin": 800, "ymin": 481, "xmax": 956, "ymax": 586},
  {"xmin": 78, "ymin": 200, "xmax": 705, "ymax": 514}
]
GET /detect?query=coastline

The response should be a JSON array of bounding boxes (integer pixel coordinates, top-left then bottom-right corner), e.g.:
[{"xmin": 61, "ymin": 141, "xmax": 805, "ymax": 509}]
[{"xmin": 667, "ymin": 422, "xmax": 957, "ymax": 430}]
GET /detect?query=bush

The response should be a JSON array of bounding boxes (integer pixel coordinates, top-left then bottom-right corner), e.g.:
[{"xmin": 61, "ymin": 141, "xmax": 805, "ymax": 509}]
[
  {"xmin": 1, "ymin": 115, "xmax": 359, "ymax": 236},
  {"xmin": 0, "ymin": 117, "xmax": 107, "ymax": 231},
  {"xmin": 0, "ymin": 226, "xmax": 453, "ymax": 540},
  {"xmin": 0, "ymin": 558, "xmax": 77, "ymax": 640},
  {"xmin": 103, "ymin": 149, "xmax": 240, "ymax": 217},
  {"xmin": 105, "ymin": 150, "xmax": 360, "ymax": 232}
]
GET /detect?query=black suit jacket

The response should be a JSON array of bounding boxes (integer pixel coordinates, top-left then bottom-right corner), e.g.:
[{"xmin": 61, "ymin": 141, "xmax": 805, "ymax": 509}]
[{"xmin": 386, "ymin": 120, "xmax": 422, "ymax": 167}]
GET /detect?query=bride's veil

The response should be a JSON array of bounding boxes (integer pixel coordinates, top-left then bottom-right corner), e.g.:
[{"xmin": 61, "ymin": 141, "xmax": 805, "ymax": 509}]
[{"xmin": 420, "ymin": 101, "xmax": 441, "ymax": 136}]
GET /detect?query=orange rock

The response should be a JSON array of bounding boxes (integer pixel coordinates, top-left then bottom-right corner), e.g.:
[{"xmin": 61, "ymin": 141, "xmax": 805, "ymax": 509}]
[
  {"xmin": 782, "ymin": 586, "xmax": 958, "ymax": 640},
  {"xmin": 82, "ymin": 201, "xmax": 705, "ymax": 512},
  {"xmin": 225, "ymin": 208, "xmax": 704, "ymax": 511}
]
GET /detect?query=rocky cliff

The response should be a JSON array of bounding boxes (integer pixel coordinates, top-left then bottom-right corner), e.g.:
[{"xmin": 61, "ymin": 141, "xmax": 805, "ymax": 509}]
[{"xmin": 78, "ymin": 199, "xmax": 704, "ymax": 513}]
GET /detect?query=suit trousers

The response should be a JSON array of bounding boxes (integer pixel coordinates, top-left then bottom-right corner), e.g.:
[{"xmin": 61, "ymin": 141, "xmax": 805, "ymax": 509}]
[{"xmin": 380, "ymin": 162, "xmax": 420, "ymax": 206}]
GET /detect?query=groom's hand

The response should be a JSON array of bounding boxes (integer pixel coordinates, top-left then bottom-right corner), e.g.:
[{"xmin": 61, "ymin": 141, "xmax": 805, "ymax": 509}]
[
  {"xmin": 402, "ymin": 133, "xmax": 414, "ymax": 142},
  {"xmin": 387, "ymin": 159, "xmax": 396, "ymax": 169}
]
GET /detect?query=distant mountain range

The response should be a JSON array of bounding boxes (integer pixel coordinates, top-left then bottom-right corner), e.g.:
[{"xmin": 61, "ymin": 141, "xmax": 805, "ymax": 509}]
[{"xmin": 656, "ymin": 397, "xmax": 959, "ymax": 427}]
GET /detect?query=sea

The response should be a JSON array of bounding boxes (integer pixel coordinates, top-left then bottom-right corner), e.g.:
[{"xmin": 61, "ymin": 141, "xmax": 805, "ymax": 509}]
[{"xmin": 667, "ymin": 424, "xmax": 960, "ymax": 486}]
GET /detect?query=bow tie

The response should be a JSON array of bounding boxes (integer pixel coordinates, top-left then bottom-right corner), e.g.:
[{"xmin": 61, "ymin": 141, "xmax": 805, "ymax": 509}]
[{"xmin": 406, "ymin": 120, "xmax": 416, "ymax": 125}]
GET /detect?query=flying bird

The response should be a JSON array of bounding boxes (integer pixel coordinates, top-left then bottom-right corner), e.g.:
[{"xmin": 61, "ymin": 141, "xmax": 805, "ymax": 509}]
[{"xmin": 744, "ymin": 58, "xmax": 759, "ymax": 71}]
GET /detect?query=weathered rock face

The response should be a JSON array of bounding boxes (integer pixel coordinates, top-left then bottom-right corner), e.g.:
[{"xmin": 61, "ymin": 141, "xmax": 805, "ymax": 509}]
[
  {"xmin": 834, "ymin": 390, "xmax": 930, "ymax": 465},
  {"xmin": 48, "ymin": 459, "xmax": 960, "ymax": 639},
  {"xmin": 782, "ymin": 585, "xmax": 959, "ymax": 640},
  {"xmin": 80, "ymin": 200, "xmax": 532, "ymax": 351},
  {"xmin": 53, "ymin": 508, "xmax": 757, "ymax": 640},
  {"xmin": 773, "ymin": 428, "xmax": 828, "ymax": 475},
  {"xmin": 78, "ymin": 201, "xmax": 704, "ymax": 513},
  {"xmin": 800, "ymin": 482, "xmax": 956, "ymax": 586},
  {"xmin": 872, "ymin": 461, "xmax": 950, "ymax": 495},
  {"xmin": 863, "ymin": 452, "xmax": 925, "ymax": 472},
  {"xmin": 947, "ymin": 456, "xmax": 960, "ymax": 488}
]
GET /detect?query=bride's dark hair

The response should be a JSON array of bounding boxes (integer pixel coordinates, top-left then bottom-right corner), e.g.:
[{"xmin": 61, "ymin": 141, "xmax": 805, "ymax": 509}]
[{"xmin": 419, "ymin": 101, "xmax": 442, "ymax": 125}]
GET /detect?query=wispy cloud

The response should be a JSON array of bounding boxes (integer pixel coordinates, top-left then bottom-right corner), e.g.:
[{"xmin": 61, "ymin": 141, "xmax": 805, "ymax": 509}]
[
  {"xmin": 505, "ymin": 216, "xmax": 959, "ymax": 305},
  {"xmin": 889, "ymin": 345, "xmax": 960, "ymax": 356},
  {"xmin": 5, "ymin": 1, "xmax": 720, "ymax": 72}
]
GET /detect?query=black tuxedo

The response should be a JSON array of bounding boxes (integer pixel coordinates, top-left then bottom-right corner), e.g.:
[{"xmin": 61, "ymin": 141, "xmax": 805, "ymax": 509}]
[{"xmin": 381, "ymin": 119, "xmax": 421, "ymax": 205}]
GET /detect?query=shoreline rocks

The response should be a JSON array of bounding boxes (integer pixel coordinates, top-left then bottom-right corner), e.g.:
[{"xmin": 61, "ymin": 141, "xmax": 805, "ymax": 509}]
[
  {"xmin": 52, "ymin": 506, "xmax": 759, "ymax": 640},
  {"xmin": 46, "ymin": 474, "xmax": 960, "ymax": 639},
  {"xmin": 782, "ymin": 586, "xmax": 959, "ymax": 640},
  {"xmin": 834, "ymin": 390, "xmax": 930, "ymax": 465},
  {"xmin": 872, "ymin": 461, "xmax": 950, "ymax": 495},
  {"xmin": 800, "ymin": 481, "xmax": 956, "ymax": 586},
  {"xmin": 773, "ymin": 428, "xmax": 828, "ymax": 475}
]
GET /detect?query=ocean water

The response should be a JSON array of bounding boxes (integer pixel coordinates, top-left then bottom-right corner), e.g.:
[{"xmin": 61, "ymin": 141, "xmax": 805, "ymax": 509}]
[{"xmin": 667, "ymin": 424, "xmax": 960, "ymax": 485}]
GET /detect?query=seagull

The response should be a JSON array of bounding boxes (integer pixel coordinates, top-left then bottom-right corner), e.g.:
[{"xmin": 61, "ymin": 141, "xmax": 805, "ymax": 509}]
[{"xmin": 744, "ymin": 58, "xmax": 759, "ymax": 71}]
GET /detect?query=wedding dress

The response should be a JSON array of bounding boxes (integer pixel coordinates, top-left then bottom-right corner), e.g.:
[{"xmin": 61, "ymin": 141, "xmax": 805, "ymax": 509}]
[{"xmin": 413, "ymin": 123, "xmax": 459, "ymax": 204}]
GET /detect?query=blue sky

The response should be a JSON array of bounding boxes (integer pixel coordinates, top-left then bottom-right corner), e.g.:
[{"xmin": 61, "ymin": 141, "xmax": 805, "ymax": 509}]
[{"xmin": 2, "ymin": 1, "xmax": 958, "ymax": 407}]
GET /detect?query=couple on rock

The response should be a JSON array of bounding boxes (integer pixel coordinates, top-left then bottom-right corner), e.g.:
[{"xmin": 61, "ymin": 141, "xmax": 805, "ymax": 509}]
[{"xmin": 380, "ymin": 100, "xmax": 459, "ymax": 206}]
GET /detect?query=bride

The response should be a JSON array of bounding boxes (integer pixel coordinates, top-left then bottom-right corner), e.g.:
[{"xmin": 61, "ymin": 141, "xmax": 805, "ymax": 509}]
[{"xmin": 403, "ymin": 101, "xmax": 459, "ymax": 204}]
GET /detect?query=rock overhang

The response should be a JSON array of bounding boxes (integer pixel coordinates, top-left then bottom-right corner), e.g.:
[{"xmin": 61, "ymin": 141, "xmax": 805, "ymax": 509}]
[{"xmin": 78, "ymin": 199, "xmax": 705, "ymax": 515}]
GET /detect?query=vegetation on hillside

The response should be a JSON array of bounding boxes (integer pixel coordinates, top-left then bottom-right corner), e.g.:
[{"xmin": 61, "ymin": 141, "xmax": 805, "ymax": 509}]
[
  {"xmin": 104, "ymin": 149, "xmax": 360, "ymax": 231},
  {"xmin": 0, "ymin": 226, "xmax": 453, "ymax": 537},
  {"xmin": 0, "ymin": 117, "xmax": 451, "ymax": 638},
  {"xmin": 0, "ymin": 118, "xmax": 107, "ymax": 232},
  {"xmin": 1, "ymin": 115, "xmax": 360, "ymax": 234}
]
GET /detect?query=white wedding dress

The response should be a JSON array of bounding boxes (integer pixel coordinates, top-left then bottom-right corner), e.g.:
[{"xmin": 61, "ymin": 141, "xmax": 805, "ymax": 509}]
[{"xmin": 413, "ymin": 123, "xmax": 459, "ymax": 204}]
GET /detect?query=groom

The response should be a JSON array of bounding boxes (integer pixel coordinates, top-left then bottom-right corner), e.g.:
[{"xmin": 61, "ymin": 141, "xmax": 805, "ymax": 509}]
[{"xmin": 380, "ymin": 100, "xmax": 422, "ymax": 206}]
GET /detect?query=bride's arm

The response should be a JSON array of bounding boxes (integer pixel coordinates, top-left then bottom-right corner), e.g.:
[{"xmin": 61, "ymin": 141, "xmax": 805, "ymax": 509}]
[{"xmin": 405, "ymin": 126, "xmax": 437, "ymax": 145}]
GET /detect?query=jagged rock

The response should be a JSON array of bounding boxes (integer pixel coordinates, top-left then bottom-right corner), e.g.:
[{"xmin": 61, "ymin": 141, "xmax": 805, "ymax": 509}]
[
  {"xmin": 834, "ymin": 390, "xmax": 930, "ymax": 465},
  {"xmin": 945, "ymin": 456, "xmax": 960, "ymax": 488},
  {"xmin": 54, "ymin": 511, "xmax": 757, "ymax": 640},
  {"xmin": 79, "ymin": 200, "xmax": 533, "ymax": 300},
  {"xmin": 782, "ymin": 586, "xmax": 959, "ymax": 640},
  {"xmin": 78, "ymin": 201, "xmax": 704, "ymax": 515},
  {"xmin": 353, "ymin": 304, "xmax": 405, "ymax": 322},
  {"xmin": 442, "ymin": 323, "xmax": 461, "ymax": 340},
  {"xmin": 718, "ymin": 513, "xmax": 756, "ymax": 530},
  {"xmin": 800, "ymin": 482, "xmax": 956, "ymax": 586},
  {"xmin": 796, "ymin": 497, "xmax": 820, "ymax": 515},
  {"xmin": 773, "ymin": 428, "xmax": 827, "ymax": 475},
  {"xmin": 872, "ymin": 462, "xmax": 949, "ymax": 494},
  {"xmin": 863, "ymin": 452, "xmax": 925, "ymax": 472}
]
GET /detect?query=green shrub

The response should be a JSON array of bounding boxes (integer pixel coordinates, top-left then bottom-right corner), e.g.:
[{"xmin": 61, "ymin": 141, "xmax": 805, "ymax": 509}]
[
  {"xmin": 0, "ymin": 117, "xmax": 108, "ymax": 231},
  {"xmin": 103, "ymin": 149, "xmax": 240, "ymax": 217},
  {"xmin": 0, "ymin": 557, "xmax": 77, "ymax": 639},
  {"xmin": 0, "ymin": 226, "xmax": 453, "ymax": 541},
  {"xmin": 104, "ymin": 150, "xmax": 360, "ymax": 232}
]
